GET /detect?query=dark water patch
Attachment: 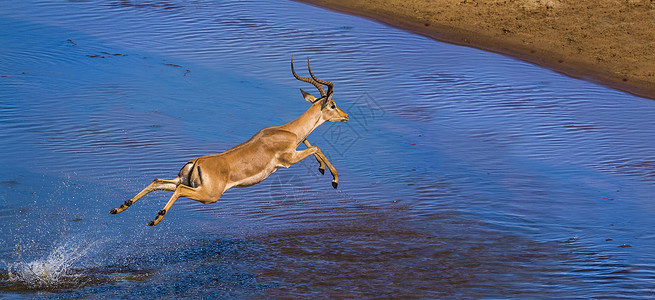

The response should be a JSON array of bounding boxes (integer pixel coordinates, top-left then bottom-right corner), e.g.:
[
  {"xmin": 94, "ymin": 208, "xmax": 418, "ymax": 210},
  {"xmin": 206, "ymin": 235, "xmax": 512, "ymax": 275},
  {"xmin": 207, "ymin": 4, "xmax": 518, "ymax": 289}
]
[
  {"xmin": 609, "ymin": 160, "xmax": 655, "ymax": 179},
  {"xmin": 107, "ymin": 0, "xmax": 182, "ymax": 11},
  {"xmin": 0, "ymin": 180, "xmax": 21, "ymax": 188},
  {"xmin": 252, "ymin": 206, "xmax": 584, "ymax": 298}
]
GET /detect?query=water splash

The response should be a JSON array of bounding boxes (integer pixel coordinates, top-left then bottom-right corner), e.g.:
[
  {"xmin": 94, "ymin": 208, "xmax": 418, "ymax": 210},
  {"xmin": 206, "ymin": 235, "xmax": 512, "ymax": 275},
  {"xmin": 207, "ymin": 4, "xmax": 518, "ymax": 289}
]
[{"xmin": 4, "ymin": 239, "xmax": 102, "ymax": 290}]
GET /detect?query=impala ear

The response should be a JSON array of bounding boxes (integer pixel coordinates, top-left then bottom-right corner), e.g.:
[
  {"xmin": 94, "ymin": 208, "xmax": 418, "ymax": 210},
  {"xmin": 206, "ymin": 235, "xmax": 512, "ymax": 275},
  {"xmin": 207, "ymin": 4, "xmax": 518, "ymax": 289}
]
[{"xmin": 300, "ymin": 89, "xmax": 317, "ymax": 103}]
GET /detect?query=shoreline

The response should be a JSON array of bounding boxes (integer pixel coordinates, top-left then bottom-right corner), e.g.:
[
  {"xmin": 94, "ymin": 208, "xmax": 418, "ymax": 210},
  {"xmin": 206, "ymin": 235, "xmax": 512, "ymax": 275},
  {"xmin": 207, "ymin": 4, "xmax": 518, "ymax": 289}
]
[{"xmin": 295, "ymin": 0, "xmax": 655, "ymax": 101}]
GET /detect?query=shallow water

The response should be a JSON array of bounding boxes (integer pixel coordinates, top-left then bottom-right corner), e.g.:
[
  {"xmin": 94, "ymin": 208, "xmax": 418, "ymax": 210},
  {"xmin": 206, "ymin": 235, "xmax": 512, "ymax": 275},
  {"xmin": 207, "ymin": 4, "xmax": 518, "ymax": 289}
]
[{"xmin": 1, "ymin": 0, "xmax": 654, "ymax": 298}]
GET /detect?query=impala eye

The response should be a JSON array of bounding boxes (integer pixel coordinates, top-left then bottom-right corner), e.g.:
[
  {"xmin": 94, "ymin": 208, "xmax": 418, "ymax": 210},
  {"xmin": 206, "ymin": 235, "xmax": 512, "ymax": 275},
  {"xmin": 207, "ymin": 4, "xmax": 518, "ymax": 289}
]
[{"xmin": 331, "ymin": 104, "xmax": 336, "ymax": 109}]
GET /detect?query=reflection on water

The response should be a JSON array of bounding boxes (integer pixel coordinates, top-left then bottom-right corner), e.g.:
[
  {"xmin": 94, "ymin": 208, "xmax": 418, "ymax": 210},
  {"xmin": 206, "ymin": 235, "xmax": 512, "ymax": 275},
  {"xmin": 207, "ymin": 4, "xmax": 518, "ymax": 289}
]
[{"xmin": 1, "ymin": 0, "xmax": 655, "ymax": 298}]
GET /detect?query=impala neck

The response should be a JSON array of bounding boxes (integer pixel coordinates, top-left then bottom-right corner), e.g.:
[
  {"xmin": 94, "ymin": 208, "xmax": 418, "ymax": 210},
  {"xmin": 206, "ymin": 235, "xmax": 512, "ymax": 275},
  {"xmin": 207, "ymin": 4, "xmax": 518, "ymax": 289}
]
[{"xmin": 281, "ymin": 103, "xmax": 325, "ymax": 144}]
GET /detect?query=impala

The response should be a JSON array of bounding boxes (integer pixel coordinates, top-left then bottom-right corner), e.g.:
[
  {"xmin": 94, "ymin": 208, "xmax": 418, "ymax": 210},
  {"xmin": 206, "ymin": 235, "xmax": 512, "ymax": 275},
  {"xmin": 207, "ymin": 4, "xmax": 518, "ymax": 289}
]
[{"xmin": 110, "ymin": 58, "xmax": 349, "ymax": 226}]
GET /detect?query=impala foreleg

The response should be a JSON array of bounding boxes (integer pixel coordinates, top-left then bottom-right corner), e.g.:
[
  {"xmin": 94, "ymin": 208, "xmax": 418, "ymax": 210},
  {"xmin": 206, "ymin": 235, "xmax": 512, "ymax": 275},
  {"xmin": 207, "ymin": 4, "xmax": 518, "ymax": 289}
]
[
  {"xmin": 286, "ymin": 145, "xmax": 339, "ymax": 189},
  {"xmin": 314, "ymin": 147, "xmax": 339, "ymax": 189},
  {"xmin": 303, "ymin": 139, "xmax": 326, "ymax": 175},
  {"xmin": 148, "ymin": 184, "xmax": 223, "ymax": 226},
  {"xmin": 110, "ymin": 178, "xmax": 180, "ymax": 214},
  {"xmin": 301, "ymin": 140, "xmax": 339, "ymax": 189}
]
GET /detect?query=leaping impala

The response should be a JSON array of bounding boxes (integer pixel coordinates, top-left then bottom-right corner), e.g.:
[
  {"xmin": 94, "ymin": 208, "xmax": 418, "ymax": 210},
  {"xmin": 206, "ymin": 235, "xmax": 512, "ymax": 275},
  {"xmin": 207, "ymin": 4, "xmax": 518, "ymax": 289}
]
[{"xmin": 110, "ymin": 58, "xmax": 349, "ymax": 226}]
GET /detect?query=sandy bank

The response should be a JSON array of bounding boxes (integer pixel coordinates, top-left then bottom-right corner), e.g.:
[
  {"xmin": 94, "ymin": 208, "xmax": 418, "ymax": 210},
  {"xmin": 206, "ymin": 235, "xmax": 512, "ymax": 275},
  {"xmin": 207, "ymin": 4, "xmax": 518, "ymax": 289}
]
[{"xmin": 296, "ymin": 0, "xmax": 655, "ymax": 100}]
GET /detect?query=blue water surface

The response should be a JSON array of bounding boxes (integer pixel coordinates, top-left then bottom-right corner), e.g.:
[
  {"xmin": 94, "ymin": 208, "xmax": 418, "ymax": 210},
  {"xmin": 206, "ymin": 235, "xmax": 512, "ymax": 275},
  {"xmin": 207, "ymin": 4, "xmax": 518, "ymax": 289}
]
[{"xmin": 1, "ymin": 0, "xmax": 654, "ymax": 298}]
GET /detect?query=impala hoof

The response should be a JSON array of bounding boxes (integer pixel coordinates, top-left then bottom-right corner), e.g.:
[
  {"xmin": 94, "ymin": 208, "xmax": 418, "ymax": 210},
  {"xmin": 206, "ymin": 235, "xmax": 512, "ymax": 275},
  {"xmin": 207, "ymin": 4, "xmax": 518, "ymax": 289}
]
[
  {"xmin": 332, "ymin": 181, "xmax": 338, "ymax": 189},
  {"xmin": 110, "ymin": 208, "xmax": 118, "ymax": 214},
  {"xmin": 147, "ymin": 220, "xmax": 155, "ymax": 226},
  {"xmin": 319, "ymin": 168, "xmax": 325, "ymax": 175}
]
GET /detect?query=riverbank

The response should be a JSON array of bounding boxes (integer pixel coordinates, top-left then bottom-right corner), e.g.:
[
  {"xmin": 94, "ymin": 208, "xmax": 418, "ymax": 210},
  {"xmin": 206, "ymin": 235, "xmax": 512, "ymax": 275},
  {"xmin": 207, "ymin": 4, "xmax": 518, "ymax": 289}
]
[{"xmin": 296, "ymin": 0, "xmax": 655, "ymax": 100}]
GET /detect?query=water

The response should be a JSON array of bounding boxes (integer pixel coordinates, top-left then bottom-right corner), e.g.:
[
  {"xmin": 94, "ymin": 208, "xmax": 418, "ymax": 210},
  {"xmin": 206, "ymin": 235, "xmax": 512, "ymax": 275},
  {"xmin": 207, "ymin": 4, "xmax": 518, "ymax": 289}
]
[{"xmin": 1, "ymin": 0, "xmax": 654, "ymax": 298}]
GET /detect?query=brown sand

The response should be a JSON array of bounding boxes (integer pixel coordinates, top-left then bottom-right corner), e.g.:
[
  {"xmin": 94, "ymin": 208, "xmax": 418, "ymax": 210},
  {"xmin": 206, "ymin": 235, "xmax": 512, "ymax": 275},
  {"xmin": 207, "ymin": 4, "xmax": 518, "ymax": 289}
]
[{"xmin": 296, "ymin": 0, "xmax": 655, "ymax": 100}]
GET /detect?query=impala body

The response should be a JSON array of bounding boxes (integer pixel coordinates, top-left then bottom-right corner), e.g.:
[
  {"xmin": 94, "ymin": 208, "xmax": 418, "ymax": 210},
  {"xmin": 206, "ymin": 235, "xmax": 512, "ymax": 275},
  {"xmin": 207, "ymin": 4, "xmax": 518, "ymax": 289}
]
[{"xmin": 110, "ymin": 58, "xmax": 348, "ymax": 226}]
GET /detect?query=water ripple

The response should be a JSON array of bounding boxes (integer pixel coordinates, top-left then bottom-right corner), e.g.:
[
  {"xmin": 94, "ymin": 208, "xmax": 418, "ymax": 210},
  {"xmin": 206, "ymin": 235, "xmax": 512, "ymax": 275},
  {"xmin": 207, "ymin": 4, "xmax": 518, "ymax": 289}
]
[{"xmin": 1, "ymin": 0, "xmax": 655, "ymax": 298}]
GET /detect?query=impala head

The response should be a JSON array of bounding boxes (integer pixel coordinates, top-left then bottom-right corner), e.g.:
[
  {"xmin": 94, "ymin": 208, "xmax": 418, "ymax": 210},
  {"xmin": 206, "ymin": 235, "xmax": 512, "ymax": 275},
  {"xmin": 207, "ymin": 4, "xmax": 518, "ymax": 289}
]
[{"xmin": 292, "ymin": 57, "xmax": 349, "ymax": 123}]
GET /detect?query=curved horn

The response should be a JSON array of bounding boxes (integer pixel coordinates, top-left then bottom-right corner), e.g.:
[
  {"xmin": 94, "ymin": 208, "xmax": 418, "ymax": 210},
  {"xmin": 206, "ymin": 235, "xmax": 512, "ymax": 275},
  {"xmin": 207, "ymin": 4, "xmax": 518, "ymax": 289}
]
[
  {"xmin": 307, "ymin": 58, "xmax": 334, "ymax": 96},
  {"xmin": 291, "ymin": 56, "xmax": 326, "ymax": 97}
]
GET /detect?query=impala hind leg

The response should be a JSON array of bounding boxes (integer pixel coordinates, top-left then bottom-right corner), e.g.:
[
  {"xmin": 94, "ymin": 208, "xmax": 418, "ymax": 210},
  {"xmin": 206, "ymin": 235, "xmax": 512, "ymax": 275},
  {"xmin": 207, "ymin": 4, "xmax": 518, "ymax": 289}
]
[
  {"xmin": 148, "ymin": 184, "xmax": 223, "ymax": 226},
  {"xmin": 301, "ymin": 140, "xmax": 339, "ymax": 189},
  {"xmin": 110, "ymin": 178, "xmax": 179, "ymax": 214}
]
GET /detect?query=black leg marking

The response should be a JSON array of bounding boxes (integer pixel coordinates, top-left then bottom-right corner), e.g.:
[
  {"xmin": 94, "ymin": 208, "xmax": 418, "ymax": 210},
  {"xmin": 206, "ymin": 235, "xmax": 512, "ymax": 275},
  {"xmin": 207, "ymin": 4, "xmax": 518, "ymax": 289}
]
[
  {"xmin": 158, "ymin": 209, "xmax": 166, "ymax": 216},
  {"xmin": 124, "ymin": 200, "xmax": 133, "ymax": 207},
  {"xmin": 196, "ymin": 165, "xmax": 203, "ymax": 185},
  {"xmin": 188, "ymin": 164, "xmax": 203, "ymax": 188}
]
